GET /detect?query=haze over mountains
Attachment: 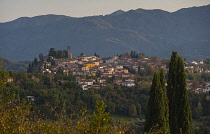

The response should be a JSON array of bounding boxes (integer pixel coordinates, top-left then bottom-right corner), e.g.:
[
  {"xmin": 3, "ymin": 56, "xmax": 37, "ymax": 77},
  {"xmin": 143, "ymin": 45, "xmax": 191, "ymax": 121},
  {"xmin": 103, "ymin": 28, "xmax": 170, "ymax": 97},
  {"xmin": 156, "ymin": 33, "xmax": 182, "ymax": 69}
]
[{"xmin": 0, "ymin": 4, "xmax": 210, "ymax": 61}]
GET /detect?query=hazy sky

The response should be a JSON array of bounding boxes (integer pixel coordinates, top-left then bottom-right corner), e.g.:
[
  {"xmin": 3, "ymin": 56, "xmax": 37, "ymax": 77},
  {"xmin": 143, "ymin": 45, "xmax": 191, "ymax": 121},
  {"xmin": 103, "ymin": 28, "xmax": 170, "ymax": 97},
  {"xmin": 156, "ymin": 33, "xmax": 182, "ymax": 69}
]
[{"xmin": 1, "ymin": 0, "xmax": 210, "ymax": 22}]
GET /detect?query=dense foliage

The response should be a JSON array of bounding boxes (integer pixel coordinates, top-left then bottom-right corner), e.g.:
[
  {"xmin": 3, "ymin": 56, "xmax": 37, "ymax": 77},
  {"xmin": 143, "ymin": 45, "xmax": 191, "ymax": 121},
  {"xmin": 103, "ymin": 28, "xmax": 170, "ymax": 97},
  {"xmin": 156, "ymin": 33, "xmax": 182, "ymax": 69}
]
[
  {"xmin": 4, "ymin": 72, "xmax": 150, "ymax": 119},
  {"xmin": 144, "ymin": 70, "xmax": 169, "ymax": 133},
  {"xmin": 167, "ymin": 52, "xmax": 193, "ymax": 134},
  {"xmin": 0, "ymin": 64, "xmax": 130, "ymax": 133},
  {"xmin": 1, "ymin": 60, "xmax": 210, "ymax": 133},
  {"xmin": 48, "ymin": 48, "xmax": 68, "ymax": 59}
]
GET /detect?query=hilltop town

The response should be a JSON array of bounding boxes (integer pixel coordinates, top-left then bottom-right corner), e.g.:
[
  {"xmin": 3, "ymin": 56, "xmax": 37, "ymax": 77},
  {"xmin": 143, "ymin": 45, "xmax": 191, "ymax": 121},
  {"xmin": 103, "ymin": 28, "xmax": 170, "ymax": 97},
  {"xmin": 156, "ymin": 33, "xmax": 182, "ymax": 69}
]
[
  {"xmin": 2, "ymin": 47, "xmax": 210, "ymax": 134},
  {"xmin": 26, "ymin": 46, "xmax": 210, "ymax": 93}
]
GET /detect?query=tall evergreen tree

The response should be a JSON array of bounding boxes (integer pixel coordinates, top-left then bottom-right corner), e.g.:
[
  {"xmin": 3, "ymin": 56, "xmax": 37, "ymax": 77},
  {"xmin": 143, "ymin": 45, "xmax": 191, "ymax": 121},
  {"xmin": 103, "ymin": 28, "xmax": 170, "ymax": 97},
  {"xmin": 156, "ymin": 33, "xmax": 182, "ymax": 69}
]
[
  {"xmin": 145, "ymin": 70, "xmax": 169, "ymax": 133},
  {"xmin": 159, "ymin": 69, "xmax": 170, "ymax": 133},
  {"xmin": 167, "ymin": 51, "xmax": 193, "ymax": 134},
  {"xmin": 167, "ymin": 51, "xmax": 178, "ymax": 133}
]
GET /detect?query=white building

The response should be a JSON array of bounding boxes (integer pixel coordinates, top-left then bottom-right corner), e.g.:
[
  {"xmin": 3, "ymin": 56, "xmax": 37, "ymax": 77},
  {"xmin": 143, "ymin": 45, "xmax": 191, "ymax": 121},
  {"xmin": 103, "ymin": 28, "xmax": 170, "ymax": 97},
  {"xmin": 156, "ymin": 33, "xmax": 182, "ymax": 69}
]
[
  {"xmin": 203, "ymin": 85, "xmax": 210, "ymax": 93},
  {"xmin": 121, "ymin": 81, "xmax": 135, "ymax": 87}
]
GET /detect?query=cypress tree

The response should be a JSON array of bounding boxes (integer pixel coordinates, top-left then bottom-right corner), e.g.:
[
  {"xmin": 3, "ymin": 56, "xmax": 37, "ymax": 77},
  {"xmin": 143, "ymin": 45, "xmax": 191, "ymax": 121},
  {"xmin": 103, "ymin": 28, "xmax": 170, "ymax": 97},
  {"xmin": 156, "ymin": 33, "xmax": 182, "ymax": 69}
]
[
  {"xmin": 167, "ymin": 51, "xmax": 193, "ymax": 134},
  {"xmin": 160, "ymin": 69, "xmax": 170, "ymax": 133},
  {"xmin": 145, "ymin": 71, "xmax": 169, "ymax": 133},
  {"xmin": 167, "ymin": 51, "xmax": 178, "ymax": 133}
]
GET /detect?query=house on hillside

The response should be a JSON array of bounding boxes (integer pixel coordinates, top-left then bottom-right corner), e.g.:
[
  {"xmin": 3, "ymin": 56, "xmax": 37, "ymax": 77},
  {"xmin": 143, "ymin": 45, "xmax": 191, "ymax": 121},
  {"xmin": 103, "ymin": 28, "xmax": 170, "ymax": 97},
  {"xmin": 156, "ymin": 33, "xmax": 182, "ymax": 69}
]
[
  {"xmin": 97, "ymin": 78, "xmax": 106, "ymax": 84},
  {"xmin": 203, "ymin": 85, "xmax": 210, "ymax": 93},
  {"xmin": 121, "ymin": 73, "xmax": 132, "ymax": 78},
  {"xmin": 113, "ymin": 78, "xmax": 122, "ymax": 84},
  {"xmin": 7, "ymin": 77, "xmax": 14, "ymax": 83},
  {"xmin": 91, "ymin": 84, "xmax": 101, "ymax": 89},
  {"xmin": 81, "ymin": 66, "xmax": 89, "ymax": 71},
  {"xmin": 84, "ymin": 62, "xmax": 96, "ymax": 69},
  {"xmin": 125, "ymin": 79, "xmax": 135, "ymax": 82},
  {"xmin": 105, "ymin": 58, "xmax": 114, "ymax": 64},
  {"xmin": 191, "ymin": 61, "xmax": 198, "ymax": 65},
  {"xmin": 63, "ymin": 69, "xmax": 69, "ymax": 75},
  {"xmin": 26, "ymin": 96, "xmax": 35, "ymax": 102},
  {"xmin": 80, "ymin": 84, "xmax": 88, "ymax": 90},
  {"xmin": 79, "ymin": 79, "xmax": 94, "ymax": 86},
  {"xmin": 119, "ymin": 81, "xmax": 135, "ymax": 87}
]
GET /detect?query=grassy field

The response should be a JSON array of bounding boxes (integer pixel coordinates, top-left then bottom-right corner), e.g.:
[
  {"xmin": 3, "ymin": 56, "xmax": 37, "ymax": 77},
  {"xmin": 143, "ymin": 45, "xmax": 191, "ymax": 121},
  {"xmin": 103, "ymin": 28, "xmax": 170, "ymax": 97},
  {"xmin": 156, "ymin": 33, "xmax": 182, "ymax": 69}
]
[
  {"xmin": 193, "ymin": 119, "xmax": 203, "ymax": 127},
  {"xmin": 111, "ymin": 115, "xmax": 143, "ymax": 124}
]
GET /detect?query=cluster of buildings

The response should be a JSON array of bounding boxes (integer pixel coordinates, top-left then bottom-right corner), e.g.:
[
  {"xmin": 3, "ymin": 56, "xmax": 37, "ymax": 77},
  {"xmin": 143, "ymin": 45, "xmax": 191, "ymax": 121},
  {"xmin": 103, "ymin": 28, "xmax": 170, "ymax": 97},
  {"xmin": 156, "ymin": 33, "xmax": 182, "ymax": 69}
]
[
  {"xmin": 186, "ymin": 80, "xmax": 210, "ymax": 94},
  {"xmin": 39, "ymin": 46, "xmax": 167, "ymax": 90},
  {"xmin": 33, "ymin": 46, "xmax": 210, "ymax": 92},
  {"xmin": 184, "ymin": 60, "xmax": 210, "ymax": 94},
  {"xmin": 41, "ymin": 55, "xmax": 144, "ymax": 90},
  {"xmin": 195, "ymin": 86, "xmax": 210, "ymax": 94},
  {"xmin": 185, "ymin": 60, "xmax": 210, "ymax": 73}
]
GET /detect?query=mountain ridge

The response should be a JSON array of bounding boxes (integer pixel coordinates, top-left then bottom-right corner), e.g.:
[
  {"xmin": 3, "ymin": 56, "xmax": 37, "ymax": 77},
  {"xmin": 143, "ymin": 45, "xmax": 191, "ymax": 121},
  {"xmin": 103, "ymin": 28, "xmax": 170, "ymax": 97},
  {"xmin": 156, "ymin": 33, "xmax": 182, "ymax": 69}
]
[{"xmin": 0, "ymin": 4, "xmax": 210, "ymax": 61}]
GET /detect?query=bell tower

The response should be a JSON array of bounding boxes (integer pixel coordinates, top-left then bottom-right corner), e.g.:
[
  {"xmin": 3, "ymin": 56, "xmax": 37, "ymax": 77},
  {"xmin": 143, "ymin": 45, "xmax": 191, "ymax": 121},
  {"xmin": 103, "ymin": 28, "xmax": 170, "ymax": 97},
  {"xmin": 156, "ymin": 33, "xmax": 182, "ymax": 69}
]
[{"xmin": 67, "ymin": 46, "xmax": 72, "ymax": 59}]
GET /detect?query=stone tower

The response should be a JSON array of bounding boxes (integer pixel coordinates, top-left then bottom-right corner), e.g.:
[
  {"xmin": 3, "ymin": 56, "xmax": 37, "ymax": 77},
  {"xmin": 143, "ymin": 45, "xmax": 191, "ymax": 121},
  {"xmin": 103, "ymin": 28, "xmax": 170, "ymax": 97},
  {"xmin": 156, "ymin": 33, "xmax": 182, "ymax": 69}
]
[{"xmin": 67, "ymin": 46, "xmax": 72, "ymax": 59}]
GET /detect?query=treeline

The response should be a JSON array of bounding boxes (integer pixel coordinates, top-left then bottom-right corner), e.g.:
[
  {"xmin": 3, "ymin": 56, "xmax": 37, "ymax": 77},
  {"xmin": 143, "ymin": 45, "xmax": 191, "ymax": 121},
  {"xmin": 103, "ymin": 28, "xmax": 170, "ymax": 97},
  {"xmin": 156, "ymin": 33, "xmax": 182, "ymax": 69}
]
[
  {"xmin": 27, "ymin": 57, "xmax": 40, "ymax": 73},
  {"xmin": 2, "ymin": 67, "xmax": 210, "ymax": 133},
  {"xmin": 27, "ymin": 48, "xmax": 70, "ymax": 73},
  {"xmin": 48, "ymin": 48, "xmax": 68, "ymax": 59},
  {"xmin": 118, "ymin": 51, "xmax": 146, "ymax": 59},
  {"xmin": 5, "ymin": 71, "xmax": 149, "ymax": 120},
  {"xmin": 0, "ymin": 57, "xmax": 28, "ymax": 73},
  {"xmin": 1, "ymin": 67, "xmax": 148, "ymax": 133},
  {"xmin": 1, "ymin": 85, "xmax": 129, "ymax": 133},
  {"xmin": 0, "ymin": 64, "xmax": 131, "ymax": 133}
]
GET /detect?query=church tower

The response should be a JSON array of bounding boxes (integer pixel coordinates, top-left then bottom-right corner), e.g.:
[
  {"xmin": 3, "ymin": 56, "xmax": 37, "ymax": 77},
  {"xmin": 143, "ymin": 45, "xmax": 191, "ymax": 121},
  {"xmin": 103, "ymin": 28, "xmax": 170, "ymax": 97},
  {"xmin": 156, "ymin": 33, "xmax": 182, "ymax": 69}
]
[{"xmin": 67, "ymin": 46, "xmax": 72, "ymax": 59}]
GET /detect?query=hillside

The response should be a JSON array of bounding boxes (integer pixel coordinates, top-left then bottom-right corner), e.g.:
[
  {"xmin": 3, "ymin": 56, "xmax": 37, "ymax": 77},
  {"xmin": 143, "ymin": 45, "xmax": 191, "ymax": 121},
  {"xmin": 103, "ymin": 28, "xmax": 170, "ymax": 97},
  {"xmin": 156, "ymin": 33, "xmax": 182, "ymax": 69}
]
[
  {"xmin": 0, "ymin": 5, "xmax": 210, "ymax": 61},
  {"xmin": 0, "ymin": 57, "xmax": 28, "ymax": 72}
]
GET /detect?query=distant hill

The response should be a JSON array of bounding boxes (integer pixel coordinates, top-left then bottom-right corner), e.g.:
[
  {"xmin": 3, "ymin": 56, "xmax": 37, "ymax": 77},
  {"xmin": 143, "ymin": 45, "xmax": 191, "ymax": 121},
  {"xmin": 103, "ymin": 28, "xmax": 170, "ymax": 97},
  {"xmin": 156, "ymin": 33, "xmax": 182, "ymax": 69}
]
[
  {"xmin": 0, "ymin": 57, "xmax": 28, "ymax": 72},
  {"xmin": 0, "ymin": 5, "xmax": 210, "ymax": 61}
]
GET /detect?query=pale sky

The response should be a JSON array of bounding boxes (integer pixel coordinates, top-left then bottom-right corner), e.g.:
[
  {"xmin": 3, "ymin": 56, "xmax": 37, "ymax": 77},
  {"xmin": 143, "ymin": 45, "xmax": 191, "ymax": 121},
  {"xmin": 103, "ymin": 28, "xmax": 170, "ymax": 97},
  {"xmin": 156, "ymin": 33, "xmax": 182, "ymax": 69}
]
[{"xmin": 1, "ymin": 0, "xmax": 210, "ymax": 22}]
